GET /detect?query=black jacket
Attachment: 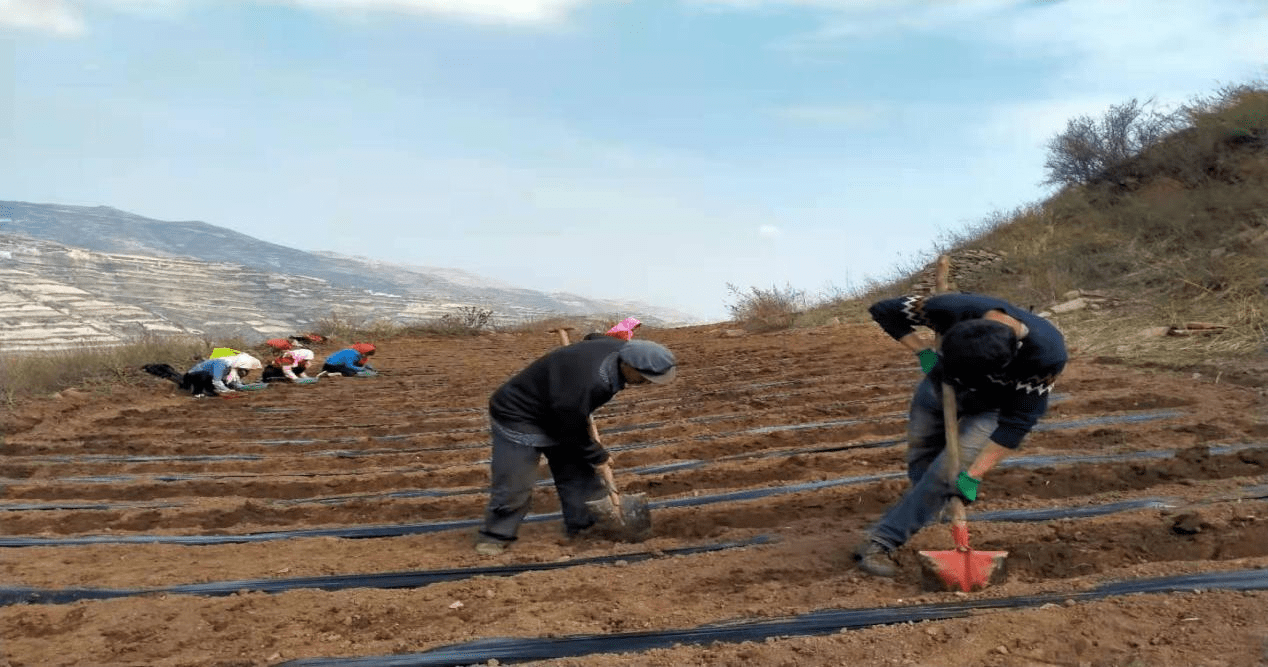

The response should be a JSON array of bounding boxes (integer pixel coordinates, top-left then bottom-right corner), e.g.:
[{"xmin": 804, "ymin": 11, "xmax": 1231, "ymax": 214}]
[{"xmin": 488, "ymin": 337, "xmax": 627, "ymax": 464}]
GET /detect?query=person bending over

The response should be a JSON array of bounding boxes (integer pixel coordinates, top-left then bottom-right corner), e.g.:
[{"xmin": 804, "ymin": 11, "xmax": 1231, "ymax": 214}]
[
  {"xmin": 474, "ymin": 338, "xmax": 678, "ymax": 555},
  {"xmin": 853, "ymin": 293, "xmax": 1067, "ymax": 577},
  {"xmin": 322, "ymin": 343, "xmax": 377, "ymax": 377},
  {"xmin": 182, "ymin": 353, "xmax": 263, "ymax": 397}
]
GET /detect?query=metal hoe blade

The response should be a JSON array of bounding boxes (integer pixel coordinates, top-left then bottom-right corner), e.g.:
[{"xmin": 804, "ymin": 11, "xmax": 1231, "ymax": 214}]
[{"xmin": 585, "ymin": 492, "xmax": 652, "ymax": 543}]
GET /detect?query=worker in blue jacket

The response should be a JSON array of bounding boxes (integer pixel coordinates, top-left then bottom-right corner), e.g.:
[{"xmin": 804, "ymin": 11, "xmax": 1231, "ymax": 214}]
[
  {"xmin": 474, "ymin": 338, "xmax": 678, "ymax": 555},
  {"xmin": 321, "ymin": 343, "xmax": 377, "ymax": 377},
  {"xmin": 853, "ymin": 293, "xmax": 1068, "ymax": 577}
]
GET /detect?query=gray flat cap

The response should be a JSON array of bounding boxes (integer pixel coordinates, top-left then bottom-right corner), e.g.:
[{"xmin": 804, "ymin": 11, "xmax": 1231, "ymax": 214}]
[{"xmin": 617, "ymin": 340, "xmax": 678, "ymax": 384}]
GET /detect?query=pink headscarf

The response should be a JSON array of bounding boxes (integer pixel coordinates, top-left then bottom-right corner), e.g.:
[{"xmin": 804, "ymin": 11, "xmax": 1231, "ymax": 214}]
[
  {"xmin": 605, "ymin": 317, "xmax": 642, "ymax": 341},
  {"xmin": 282, "ymin": 349, "xmax": 314, "ymax": 365}
]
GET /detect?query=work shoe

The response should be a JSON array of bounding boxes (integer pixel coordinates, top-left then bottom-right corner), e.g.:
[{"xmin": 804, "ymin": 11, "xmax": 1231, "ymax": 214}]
[
  {"xmin": 853, "ymin": 540, "xmax": 898, "ymax": 578},
  {"xmin": 473, "ymin": 537, "xmax": 509, "ymax": 556}
]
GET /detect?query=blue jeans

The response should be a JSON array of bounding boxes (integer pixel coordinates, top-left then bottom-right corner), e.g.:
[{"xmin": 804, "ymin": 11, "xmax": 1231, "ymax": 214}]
[
  {"xmin": 322, "ymin": 362, "xmax": 375, "ymax": 377},
  {"xmin": 869, "ymin": 377, "xmax": 998, "ymax": 550},
  {"xmin": 480, "ymin": 419, "xmax": 606, "ymax": 542}
]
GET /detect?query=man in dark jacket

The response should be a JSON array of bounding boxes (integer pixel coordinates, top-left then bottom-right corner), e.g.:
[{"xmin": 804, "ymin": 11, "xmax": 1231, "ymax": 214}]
[
  {"xmin": 854, "ymin": 293, "xmax": 1068, "ymax": 577},
  {"xmin": 475, "ymin": 338, "xmax": 678, "ymax": 555}
]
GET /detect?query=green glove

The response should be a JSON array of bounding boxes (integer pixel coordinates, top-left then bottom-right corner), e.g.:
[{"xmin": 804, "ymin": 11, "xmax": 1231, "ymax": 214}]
[
  {"xmin": 916, "ymin": 348, "xmax": 938, "ymax": 374},
  {"xmin": 956, "ymin": 471, "xmax": 981, "ymax": 503}
]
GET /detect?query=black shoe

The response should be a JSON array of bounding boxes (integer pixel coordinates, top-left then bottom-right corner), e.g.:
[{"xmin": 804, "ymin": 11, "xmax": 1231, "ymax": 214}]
[
  {"xmin": 565, "ymin": 516, "xmax": 597, "ymax": 538},
  {"xmin": 853, "ymin": 540, "xmax": 898, "ymax": 578}
]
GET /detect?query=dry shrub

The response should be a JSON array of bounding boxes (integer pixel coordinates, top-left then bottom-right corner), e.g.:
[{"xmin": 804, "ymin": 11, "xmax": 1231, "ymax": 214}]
[
  {"xmin": 726, "ymin": 283, "xmax": 806, "ymax": 332},
  {"xmin": 1043, "ymin": 98, "xmax": 1184, "ymax": 187},
  {"xmin": 403, "ymin": 307, "xmax": 497, "ymax": 337}
]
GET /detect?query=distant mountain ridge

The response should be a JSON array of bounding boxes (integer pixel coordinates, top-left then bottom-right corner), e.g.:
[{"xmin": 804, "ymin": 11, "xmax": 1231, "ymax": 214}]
[{"xmin": 0, "ymin": 201, "xmax": 698, "ymax": 351}]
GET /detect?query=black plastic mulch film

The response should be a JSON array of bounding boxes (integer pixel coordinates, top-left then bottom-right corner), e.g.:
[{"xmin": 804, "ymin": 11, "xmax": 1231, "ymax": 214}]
[
  {"xmin": 275, "ymin": 569, "xmax": 1268, "ymax": 667},
  {"xmin": 0, "ymin": 408, "xmax": 1185, "ymax": 497},
  {"xmin": 1, "ymin": 443, "xmax": 1263, "ymax": 547},
  {"xmin": 0, "ymin": 536, "xmax": 773, "ymax": 607}
]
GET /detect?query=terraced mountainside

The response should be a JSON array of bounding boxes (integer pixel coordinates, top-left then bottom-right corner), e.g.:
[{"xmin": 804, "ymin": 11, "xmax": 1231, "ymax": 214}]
[{"xmin": 0, "ymin": 202, "xmax": 698, "ymax": 351}]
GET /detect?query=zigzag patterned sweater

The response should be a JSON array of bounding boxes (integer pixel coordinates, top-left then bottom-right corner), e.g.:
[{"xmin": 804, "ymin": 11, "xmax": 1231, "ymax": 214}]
[{"xmin": 869, "ymin": 293, "xmax": 1068, "ymax": 449}]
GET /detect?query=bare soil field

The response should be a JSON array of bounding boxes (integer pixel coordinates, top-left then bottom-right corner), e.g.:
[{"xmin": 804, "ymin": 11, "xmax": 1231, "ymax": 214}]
[{"xmin": 2, "ymin": 322, "xmax": 1267, "ymax": 667}]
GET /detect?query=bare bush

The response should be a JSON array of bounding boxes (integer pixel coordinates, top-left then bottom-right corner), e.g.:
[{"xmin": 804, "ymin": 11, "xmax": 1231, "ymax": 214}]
[
  {"xmin": 1043, "ymin": 98, "xmax": 1184, "ymax": 187},
  {"xmin": 434, "ymin": 306, "xmax": 495, "ymax": 336},
  {"xmin": 725, "ymin": 283, "xmax": 806, "ymax": 332},
  {"xmin": 399, "ymin": 306, "xmax": 498, "ymax": 337},
  {"xmin": 453, "ymin": 306, "xmax": 494, "ymax": 330}
]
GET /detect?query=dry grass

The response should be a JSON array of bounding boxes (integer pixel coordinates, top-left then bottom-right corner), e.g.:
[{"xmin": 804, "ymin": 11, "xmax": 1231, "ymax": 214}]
[
  {"xmin": 314, "ymin": 312, "xmax": 403, "ymax": 341},
  {"xmin": 0, "ymin": 336, "xmax": 209, "ymax": 404}
]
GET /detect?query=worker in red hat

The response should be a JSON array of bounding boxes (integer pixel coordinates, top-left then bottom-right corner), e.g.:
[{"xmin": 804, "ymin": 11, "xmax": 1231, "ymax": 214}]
[{"xmin": 321, "ymin": 343, "xmax": 378, "ymax": 377}]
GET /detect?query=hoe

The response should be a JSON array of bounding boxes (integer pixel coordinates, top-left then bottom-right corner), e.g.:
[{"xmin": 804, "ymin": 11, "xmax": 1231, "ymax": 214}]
[{"xmin": 917, "ymin": 255, "xmax": 1008, "ymax": 591}]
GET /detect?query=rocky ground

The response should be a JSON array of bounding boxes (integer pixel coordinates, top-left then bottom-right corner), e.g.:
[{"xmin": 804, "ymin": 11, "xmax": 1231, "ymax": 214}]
[{"xmin": 1, "ymin": 322, "xmax": 1266, "ymax": 667}]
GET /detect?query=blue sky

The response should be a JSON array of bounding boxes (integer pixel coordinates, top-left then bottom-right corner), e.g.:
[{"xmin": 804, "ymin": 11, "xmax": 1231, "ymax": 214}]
[{"xmin": 3, "ymin": 0, "xmax": 1266, "ymax": 321}]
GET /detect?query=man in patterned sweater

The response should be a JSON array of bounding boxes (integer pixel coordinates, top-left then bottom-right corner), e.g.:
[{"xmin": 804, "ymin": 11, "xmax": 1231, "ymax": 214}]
[{"xmin": 854, "ymin": 292, "xmax": 1068, "ymax": 577}]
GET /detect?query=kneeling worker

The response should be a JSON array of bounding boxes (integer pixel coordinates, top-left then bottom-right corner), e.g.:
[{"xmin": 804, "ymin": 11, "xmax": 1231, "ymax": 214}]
[
  {"xmin": 322, "ymin": 343, "xmax": 377, "ymax": 377},
  {"xmin": 264, "ymin": 348, "xmax": 315, "ymax": 382},
  {"xmin": 475, "ymin": 338, "xmax": 678, "ymax": 555},
  {"xmin": 183, "ymin": 353, "xmax": 263, "ymax": 396}
]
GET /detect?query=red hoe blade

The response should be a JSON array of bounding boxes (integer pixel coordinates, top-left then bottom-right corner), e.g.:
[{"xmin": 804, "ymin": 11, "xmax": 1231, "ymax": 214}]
[{"xmin": 918, "ymin": 508, "xmax": 1009, "ymax": 592}]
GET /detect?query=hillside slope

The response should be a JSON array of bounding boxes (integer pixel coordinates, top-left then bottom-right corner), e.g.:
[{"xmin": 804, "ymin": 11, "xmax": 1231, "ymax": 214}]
[{"xmin": 848, "ymin": 86, "xmax": 1268, "ymax": 388}]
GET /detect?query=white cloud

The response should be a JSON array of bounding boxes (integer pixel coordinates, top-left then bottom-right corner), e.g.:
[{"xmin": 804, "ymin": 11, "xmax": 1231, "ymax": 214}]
[
  {"xmin": 1, "ymin": 0, "xmax": 599, "ymax": 35},
  {"xmin": 758, "ymin": 224, "xmax": 781, "ymax": 239},
  {"xmin": 0, "ymin": 0, "xmax": 85, "ymax": 35},
  {"xmin": 279, "ymin": 0, "xmax": 597, "ymax": 24},
  {"xmin": 979, "ymin": 0, "xmax": 1268, "ymax": 94},
  {"xmin": 740, "ymin": 0, "xmax": 1268, "ymax": 96}
]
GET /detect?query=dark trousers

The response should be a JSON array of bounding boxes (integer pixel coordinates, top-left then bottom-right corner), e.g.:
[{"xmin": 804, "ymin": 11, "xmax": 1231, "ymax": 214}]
[
  {"xmin": 262, "ymin": 363, "xmax": 307, "ymax": 382},
  {"xmin": 180, "ymin": 371, "xmax": 217, "ymax": 396},
  {"xmin": 262, "ymin": 366, "xmax": 288, "ymax": 382},
  {"xmin": 323, "ymin": 362, "xmax": 366, "ymax": 377},
  {"xmin": 480, "ymin": 422, "xmax": 606, "ymax": 542}
]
